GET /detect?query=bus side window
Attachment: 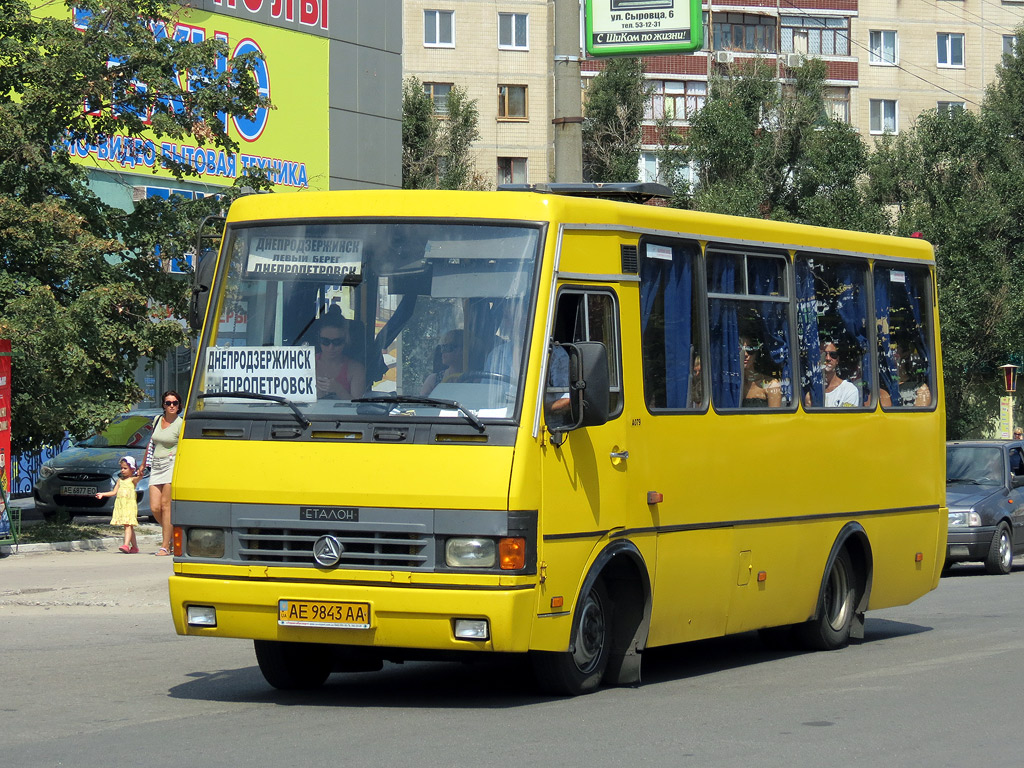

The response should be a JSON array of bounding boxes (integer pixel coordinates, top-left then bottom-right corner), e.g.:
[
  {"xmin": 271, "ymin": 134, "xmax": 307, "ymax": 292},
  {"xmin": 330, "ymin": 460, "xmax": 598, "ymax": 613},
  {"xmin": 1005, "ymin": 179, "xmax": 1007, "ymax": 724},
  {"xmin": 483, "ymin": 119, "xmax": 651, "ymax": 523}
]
[
  {"xmin": 707, "ymin": 250, "xmax": 793, "ymax": 410},
  {"xmin": 549, "ymin": 289, "xmax": 622, "ymax": 417},
  {"xmin": 875, "ymin": 266, "xmax": 934, "ymax": 409},
  {"xmin": 640, "ymin": 239, "xmax": 704, "ymax": 410},
  {"xmin": 796, "ymin": 256, "xmax": 870, "ymax": 409}
]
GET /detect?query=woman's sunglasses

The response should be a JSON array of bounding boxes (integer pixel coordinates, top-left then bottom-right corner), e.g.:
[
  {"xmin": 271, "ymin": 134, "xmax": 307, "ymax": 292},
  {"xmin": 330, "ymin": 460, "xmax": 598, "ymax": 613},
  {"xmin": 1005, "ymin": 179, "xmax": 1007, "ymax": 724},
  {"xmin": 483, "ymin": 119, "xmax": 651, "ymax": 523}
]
[
  {"xmin": 319, "ymin": 337, "xmax": 345, "ymax": 347},
  {"xmin": 164, "ymin": 400, "xmax": 180, "ymax": 406}
]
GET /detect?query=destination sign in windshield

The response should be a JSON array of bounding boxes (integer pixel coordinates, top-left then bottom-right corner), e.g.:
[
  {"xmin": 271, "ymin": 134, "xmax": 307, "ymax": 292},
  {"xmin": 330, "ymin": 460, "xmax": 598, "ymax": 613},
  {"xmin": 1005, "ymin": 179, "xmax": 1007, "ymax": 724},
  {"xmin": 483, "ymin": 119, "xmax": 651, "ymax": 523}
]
[{"xmin": 245, "ymin": 236, "xmax": 363, "ymax": 278}]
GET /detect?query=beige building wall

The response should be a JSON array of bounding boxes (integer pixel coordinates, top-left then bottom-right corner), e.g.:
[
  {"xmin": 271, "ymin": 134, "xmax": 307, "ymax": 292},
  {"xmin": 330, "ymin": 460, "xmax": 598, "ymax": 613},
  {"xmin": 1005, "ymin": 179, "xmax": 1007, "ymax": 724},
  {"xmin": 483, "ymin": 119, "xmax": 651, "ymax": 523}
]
[
  {"xmin": 403, "ymin": 0, "xmax": 554, "ymax": 186},
  {"xmin": 855, "ymin": 0, "xmax": 1020, "ymax": 139}
]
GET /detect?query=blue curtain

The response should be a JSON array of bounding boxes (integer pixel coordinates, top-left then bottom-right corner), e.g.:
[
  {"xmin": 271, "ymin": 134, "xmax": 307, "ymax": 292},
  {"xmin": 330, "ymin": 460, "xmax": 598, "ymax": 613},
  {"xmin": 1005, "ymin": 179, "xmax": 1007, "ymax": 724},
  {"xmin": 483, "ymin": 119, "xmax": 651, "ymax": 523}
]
[
  {"xmin": 836, "ymin": 264, "xmax": 868, "ymax": 404},
  {"xmin": 709, "ymin": 257, "xmax": 741, "ymax": 408},
  {"xmin": 796, "ymin": 259, "xmax": 824, "ymax": 406},
  {"xmin": 874, "ymin": 268, "xmax": 899, "ymax": 401},
  {"xmin": 750, "ymin": 259, "xmax": 791, "ymax": 402},
  {"xmin": 640, "ymin": 245, "xmax": 694, "ymax": 408}
]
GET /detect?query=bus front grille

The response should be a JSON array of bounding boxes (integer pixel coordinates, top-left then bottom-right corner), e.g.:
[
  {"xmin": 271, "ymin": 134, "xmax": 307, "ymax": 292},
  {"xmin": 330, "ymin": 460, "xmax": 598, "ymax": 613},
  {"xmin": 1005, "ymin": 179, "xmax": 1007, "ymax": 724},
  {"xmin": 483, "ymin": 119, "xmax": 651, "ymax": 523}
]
[{"xmin": 237, "ymin": 527, "xmax": 430, "ymax": 567}]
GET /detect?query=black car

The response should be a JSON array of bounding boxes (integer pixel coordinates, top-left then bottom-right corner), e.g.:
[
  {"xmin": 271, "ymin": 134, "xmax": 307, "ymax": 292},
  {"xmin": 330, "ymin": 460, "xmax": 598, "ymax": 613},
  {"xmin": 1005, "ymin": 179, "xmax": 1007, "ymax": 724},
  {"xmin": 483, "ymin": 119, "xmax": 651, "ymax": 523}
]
[{"xmin": 946, "ymin": 440, "xmax": 1024, "ymax": 574}]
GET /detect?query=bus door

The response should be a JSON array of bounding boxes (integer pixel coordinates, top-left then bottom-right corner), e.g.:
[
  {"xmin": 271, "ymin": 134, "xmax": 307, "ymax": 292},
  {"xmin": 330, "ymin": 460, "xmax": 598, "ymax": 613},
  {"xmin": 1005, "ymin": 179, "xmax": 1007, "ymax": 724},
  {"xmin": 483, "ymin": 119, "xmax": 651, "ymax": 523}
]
[{"xmin": 538, "ymin": 286, "xmax": 646, "ymax": 612}]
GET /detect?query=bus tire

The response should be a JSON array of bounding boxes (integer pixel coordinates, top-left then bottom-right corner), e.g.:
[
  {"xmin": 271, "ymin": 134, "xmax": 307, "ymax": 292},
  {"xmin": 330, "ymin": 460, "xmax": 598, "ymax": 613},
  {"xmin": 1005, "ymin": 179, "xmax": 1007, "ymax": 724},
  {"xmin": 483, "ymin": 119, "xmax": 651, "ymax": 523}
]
[
  {"xmin": 797, "ymin": 548, "xmax": 857, "ymax": 651},
  {"xmin": 254, "ymin": 640, "xmax": 332, "ymax": 690},
  {"xmin": 532, "ymin": 578, "xmax": 612, "ymax": 696}
]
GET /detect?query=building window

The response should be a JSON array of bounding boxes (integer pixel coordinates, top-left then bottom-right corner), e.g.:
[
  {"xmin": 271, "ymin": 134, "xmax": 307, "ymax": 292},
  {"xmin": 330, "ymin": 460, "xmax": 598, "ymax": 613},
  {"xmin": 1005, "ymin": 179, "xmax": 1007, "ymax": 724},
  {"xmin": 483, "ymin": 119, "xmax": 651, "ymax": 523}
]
[
  {"xmin": 498, "ymin": 157, "xmax": 527, "ymax": 184},
  {"xmin": 497, "ymin": 85, "xmax": 528, "ymax": 119},
  {"xmin": 640, "ymin": 151, "xmax": 696, "ymax": 187},
  {"xmin": 781, "ymin": 16, "xmax": 850, "ymax": 56},
  {"xmin": 937, "ymin": 32, "xmax": 965, "ymax": 67},
  {"xmin": 869, "ymin": 99, "xmax": 898, "ymax": 134},
  {"xmin": 423, "ymin": 82, "xmax": 452, "ymax": 115},
  {"xmin": 498, "ymin": 12, "xmax": 528, "ymax": 49},
  {"xmin": 869, "ymin": 30, "xmax": 898, "ymax": 65},
  {"xmin": 824, "ymin": 87, "xmax": 851, "ymax": 123},
  {"xmin": 712, "ymin": 13, "xmax": 776, "ymax": 53},
  {"xmin": 424, "ymin": 10, "xmax": 454, "ymax": 47},
  {"xmin": 937, "ymin": 101, "xmax": 965, "ymax": 115},
  {"xmin": 646, "ymin": 80, "xmax": 707, "ymax": 123},
  {"xmin": 1004, "ymin": 35, "xmax": 1017, "ymax": 55}
]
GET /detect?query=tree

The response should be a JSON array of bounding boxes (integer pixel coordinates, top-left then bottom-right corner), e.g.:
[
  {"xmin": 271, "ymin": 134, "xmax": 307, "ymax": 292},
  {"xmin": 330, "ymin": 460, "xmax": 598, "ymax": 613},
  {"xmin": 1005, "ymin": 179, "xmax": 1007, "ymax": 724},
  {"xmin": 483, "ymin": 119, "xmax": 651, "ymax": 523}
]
[
  {"xmin": 675, "ymin": 58, "xmax": 885, "ymax": 232},
  {"xmin": 401, "ymin": 77, "xmax": 485, "ymax": 190},
  {"xmin": 868, "ymin": 29, "xmax": 1024, "ymax": 437},
  {"xmin": 582, "ymin": 57, "xmax": 648, "ymax": 183},
  {"xmin": 0, "ymin": 0, "xmax": 270, "ymax": 452}
]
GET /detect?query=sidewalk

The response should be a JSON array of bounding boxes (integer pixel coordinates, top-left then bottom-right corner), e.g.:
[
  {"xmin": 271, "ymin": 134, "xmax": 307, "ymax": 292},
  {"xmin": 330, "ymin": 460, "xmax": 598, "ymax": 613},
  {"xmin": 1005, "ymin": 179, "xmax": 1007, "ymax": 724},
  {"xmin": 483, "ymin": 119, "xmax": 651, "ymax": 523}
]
[{"xmin": 1, "ymin": 495, "xmax": 164, "ymax": 556}]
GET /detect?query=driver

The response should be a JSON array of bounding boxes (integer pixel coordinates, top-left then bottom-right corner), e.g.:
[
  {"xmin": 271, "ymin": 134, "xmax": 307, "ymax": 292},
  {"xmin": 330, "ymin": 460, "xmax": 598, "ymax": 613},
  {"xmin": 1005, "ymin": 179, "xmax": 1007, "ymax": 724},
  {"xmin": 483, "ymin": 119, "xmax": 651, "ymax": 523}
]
[{"xmin": 420, "ymin": 329, "xmax": 464, "ymax": 395}]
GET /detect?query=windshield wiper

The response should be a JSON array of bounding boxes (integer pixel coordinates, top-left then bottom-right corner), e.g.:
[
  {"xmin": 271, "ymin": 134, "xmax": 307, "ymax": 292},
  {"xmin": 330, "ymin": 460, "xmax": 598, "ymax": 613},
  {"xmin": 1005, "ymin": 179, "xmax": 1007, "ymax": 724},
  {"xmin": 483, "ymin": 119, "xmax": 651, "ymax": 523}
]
[
  {"xmin": 947, "ymin": 477, "xmax": 980, "ymax": 484},
  {"xmin": 353, "ymin": 394, "xmax": 486, "ymax": 433},
  {"xmin": 196, "ymin": 391, "xmax": 311, "ymax": 430}
]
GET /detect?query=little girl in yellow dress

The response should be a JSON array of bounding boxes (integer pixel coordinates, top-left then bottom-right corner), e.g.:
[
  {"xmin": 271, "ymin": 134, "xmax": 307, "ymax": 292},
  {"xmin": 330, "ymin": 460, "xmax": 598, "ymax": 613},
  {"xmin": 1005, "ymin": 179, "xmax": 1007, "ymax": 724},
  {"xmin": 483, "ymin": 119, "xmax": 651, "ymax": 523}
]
[{"xmin": 95, "ymin": 455, "xmax": 142, "ymax": 554}]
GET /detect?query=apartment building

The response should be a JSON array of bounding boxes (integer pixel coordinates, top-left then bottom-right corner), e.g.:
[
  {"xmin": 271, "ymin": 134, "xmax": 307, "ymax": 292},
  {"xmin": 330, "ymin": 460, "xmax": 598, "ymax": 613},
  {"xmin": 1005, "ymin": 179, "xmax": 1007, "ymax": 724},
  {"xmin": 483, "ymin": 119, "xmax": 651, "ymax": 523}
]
[
  {"xmin": 404, "ymin": 1, "xmax": 1023, "ymax": 186},
  {"xmin": 403, "ymin": 0, "xmax": 555, "ymax": 185}
]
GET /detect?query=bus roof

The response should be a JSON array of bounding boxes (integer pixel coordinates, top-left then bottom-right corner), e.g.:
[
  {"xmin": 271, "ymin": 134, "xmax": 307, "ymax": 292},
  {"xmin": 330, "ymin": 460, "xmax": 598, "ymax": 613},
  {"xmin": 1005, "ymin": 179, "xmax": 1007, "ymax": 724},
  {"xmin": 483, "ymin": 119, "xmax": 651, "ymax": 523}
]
[{"xmin": 226, "ymin": 189, "xmax": 935, "ymax": 264}]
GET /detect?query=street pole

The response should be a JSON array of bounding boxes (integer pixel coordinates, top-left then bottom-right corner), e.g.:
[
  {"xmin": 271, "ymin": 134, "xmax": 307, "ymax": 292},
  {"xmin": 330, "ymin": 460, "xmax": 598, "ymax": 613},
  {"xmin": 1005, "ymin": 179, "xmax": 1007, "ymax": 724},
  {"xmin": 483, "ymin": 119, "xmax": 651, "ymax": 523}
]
[{"xmin": 553, "ymin": 0, "xmax": 583, "ymax": 182}]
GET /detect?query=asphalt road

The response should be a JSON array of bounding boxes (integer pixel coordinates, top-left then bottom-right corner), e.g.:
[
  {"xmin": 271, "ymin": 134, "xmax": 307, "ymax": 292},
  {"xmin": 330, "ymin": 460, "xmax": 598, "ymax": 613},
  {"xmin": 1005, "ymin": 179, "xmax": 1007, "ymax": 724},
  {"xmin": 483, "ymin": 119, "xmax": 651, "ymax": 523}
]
[{"xmin": 2, "ymin": 546, "xmax": 1022, "ymax": 768}]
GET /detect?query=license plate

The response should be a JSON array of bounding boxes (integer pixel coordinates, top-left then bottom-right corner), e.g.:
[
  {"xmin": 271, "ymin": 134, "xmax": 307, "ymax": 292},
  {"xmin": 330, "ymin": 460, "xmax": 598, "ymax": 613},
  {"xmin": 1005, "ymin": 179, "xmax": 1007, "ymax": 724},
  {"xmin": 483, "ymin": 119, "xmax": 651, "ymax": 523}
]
[
  {"xmin": 278, "ymin": 599, "xmax": 371, "ymax": 629},
  {"xmin": 61, "ymin": 485, "xmax": 95, "ymax": 496}
]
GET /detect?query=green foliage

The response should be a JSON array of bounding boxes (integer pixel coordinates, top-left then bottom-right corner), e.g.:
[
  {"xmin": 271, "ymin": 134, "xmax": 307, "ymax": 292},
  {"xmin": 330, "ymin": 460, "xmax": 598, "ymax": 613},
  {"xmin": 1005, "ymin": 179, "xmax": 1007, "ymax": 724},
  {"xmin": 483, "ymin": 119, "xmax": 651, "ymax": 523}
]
[
  {"xmin": 868, "ymin": 27, "xmax": 1024, "ymax": 437},
  {"xmin": 677, "ymin": 58, "xmax": 884, "ymax": 231},
  {"xmin": 401, "ymin": 77, "xmax": 485, "ymax": 190},
  {"xmin": 0, "ymin": 0, "xmax": 271, "ymax": 452},
  {"xmin": 582, "ymin": 58, "xmax": 648, "ymax": 183}
]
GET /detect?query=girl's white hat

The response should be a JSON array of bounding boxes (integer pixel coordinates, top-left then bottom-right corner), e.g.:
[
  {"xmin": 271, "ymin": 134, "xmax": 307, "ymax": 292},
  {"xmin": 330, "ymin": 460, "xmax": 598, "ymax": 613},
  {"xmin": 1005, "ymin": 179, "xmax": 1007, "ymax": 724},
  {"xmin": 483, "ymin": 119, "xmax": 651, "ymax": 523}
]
[{"xmin": 120, "ymin": 455, "xmax": 137, "ymax": 470}]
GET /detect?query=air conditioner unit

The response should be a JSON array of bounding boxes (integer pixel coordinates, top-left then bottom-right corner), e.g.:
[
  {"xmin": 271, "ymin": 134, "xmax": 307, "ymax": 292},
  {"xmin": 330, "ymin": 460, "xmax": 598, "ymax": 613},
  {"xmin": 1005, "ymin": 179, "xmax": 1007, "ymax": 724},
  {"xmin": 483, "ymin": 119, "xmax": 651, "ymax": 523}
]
[
  {"xmin": 785, "ymin": 53, "xmax": 803, "ymax": 68},
  {"xmin": 712, "ymin": 50, "xmax": 734, "ymax": 65},
  {"xmin": 131, "ymin": 186, "xmax": 148, "ymax": 202}
]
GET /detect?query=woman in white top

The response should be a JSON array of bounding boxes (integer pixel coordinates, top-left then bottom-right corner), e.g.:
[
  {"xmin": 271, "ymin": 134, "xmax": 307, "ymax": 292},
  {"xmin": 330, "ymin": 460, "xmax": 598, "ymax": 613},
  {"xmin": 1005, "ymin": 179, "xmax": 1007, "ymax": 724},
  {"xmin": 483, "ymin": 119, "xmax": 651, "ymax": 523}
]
[{"xmin": 145, "ymin": 390, "xmax": 182, "ymax": 556}]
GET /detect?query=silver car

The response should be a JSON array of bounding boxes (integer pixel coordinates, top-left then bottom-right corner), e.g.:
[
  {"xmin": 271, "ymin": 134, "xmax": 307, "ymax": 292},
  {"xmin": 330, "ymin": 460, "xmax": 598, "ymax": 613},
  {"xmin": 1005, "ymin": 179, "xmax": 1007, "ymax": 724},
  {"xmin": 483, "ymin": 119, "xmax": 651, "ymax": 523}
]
[{"xmin": 33, "ymin": 410, "xmax": 159, "ymax": 522}]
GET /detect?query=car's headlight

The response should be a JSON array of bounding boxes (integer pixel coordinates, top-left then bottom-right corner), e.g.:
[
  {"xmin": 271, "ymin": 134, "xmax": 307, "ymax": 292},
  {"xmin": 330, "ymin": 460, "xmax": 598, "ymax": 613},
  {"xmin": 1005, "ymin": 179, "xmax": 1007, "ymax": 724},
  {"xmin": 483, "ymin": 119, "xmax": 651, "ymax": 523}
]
[
  {"xmin": 445, "ymin": 538, "xmax": 496, "ymax": 568},
  {"xmin": 38, "ymin": 465, "xmax": 56, "ymax": 479},
  {"xmin": 949, "ymin": 511, "xmax": 982, "ymax": 527}
]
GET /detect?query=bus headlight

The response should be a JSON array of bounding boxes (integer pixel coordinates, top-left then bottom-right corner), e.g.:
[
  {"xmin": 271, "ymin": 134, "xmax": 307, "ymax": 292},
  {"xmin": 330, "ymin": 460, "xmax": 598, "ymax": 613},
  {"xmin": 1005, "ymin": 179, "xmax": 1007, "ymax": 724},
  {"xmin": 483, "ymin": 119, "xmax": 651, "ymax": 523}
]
[
  {"xmin": 445, "ymin": 538, "xmax": 496, "ymax": 568},
  {"xmin": 187, "ymin": 528, "xmax": 225, "ymax": 558},
  {"xmin": 948, "ymin": 511, "xmax": 982, "ymax": 527}
]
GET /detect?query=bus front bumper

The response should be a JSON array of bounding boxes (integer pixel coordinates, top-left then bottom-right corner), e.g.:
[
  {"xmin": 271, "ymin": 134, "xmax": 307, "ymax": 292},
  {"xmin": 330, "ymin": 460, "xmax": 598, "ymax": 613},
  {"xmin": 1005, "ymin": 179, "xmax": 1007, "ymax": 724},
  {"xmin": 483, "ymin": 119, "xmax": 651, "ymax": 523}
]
[{"xmin": 169, "ymin": 573, "xmax": 538, "ymax": 653}]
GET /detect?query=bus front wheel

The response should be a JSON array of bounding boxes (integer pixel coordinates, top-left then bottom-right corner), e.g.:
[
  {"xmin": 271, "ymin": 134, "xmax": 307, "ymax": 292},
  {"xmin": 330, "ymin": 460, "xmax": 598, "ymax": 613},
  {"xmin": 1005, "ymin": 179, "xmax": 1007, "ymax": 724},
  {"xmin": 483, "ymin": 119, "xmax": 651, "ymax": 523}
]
[
  {"xmin": 798, "ymin": 548, "xmax": 857, "ymax": 651},
  {"xmin": 254, "ymin": 640, "xmax": 332, "ymax": 690},
  {"xmin": 532, "ymin": 578, "xmax": 612, "ymax": 696}
]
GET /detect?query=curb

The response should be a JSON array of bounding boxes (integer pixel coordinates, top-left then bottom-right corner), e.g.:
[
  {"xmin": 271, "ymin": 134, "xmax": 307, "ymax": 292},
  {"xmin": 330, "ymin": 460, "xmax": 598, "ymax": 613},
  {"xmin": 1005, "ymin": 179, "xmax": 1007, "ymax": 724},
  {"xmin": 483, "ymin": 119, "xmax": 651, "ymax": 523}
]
[{"xmin": 1, "ymin": 533, "xmax": 164, "ymax": 557}]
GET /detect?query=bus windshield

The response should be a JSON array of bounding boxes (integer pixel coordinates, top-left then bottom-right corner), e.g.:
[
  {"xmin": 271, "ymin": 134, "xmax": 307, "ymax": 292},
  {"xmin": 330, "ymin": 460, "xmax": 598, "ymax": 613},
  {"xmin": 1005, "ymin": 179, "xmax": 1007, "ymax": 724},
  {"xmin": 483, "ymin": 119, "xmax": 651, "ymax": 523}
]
[{"xmin": 193, "ymin": 220, "xmax": 541, "ymax": 424}]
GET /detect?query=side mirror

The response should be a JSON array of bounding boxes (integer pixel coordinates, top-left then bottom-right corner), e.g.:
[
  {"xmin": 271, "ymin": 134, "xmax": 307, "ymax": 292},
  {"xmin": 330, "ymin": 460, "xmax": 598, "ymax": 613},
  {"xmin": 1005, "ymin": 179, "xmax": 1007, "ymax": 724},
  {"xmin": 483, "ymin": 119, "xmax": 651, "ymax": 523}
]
[
  {"xmin": 544, "ymin": 341, "xmax": 610, "ymax": 442},
  {"xmin": 1011, "ymin": 473, "xmax": 1024, "ymax": 488}
]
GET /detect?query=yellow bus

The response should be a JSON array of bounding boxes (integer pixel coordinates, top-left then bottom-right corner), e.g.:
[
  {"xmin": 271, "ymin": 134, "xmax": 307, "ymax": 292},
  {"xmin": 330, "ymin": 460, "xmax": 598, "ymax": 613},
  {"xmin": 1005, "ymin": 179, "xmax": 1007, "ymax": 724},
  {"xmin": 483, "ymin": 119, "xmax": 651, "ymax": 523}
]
[{"xmin": 169, "ymin": 185, "xmax": 946, "ymax": 695}]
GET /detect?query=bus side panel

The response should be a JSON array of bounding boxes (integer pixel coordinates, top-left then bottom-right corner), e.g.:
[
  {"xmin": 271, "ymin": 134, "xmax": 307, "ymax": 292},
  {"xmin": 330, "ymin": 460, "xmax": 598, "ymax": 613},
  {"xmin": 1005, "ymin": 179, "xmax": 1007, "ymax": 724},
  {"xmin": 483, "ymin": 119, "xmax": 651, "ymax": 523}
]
[
  {"xmin": 862, "ymin": 509, "xmax": 945, "ymax": 609},
  {"xmin": 646, "ymin": 528, "xmax": 733, "ymax": 647}
]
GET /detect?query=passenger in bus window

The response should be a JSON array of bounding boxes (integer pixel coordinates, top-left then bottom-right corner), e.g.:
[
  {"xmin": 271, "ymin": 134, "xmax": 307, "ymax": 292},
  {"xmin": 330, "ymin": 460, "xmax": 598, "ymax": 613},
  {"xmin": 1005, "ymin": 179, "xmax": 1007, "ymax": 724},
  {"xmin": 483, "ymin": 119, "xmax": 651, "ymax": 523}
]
[
  {"xmin": 879, "ymin": 341, "xmax": 931, "ymax": 407},
  {"xmin": 315, "ymin": 306, "xmax": 367, "ymax": 400},
  {"xmin": 740, "ymin": 337, "xmax": 782, "ymax": 407},
  {"xmin": 807, "ymin": 341, "xmax": 858, "ymax": 408},
  {"xmin": 421, "ymin": 329, "xmax": 464, "ymax": 395},
  {"xmin": 688, "ymin": 353, "xmax": 704, "ymax": 409}
]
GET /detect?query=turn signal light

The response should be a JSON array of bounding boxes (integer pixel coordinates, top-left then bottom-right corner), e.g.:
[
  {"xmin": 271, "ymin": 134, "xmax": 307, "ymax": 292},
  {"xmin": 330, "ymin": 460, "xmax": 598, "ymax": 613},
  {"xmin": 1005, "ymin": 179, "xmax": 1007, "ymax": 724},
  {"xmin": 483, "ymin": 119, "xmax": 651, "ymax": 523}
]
[
  {"xmin": 499, "ymin": 537, "xmax": 525, "ymax": 570},
  {"xmin": 172, "ymin": 526, "xmax": 183, "ymax": 557}
]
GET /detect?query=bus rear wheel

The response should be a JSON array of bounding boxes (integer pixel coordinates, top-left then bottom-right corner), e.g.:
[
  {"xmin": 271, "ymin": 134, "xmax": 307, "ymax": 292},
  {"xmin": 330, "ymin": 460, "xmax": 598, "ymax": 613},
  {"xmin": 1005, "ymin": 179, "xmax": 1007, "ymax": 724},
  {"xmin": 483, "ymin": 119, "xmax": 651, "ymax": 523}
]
[
  {"xmin": 798, "ymin": 548, "xmax": 857, "ymax": 651},
  {"xmin": 532, "ymin": 578, "xmax": 612, "ymax": 696},
  {"xmin": 254, "ymin": 640, "xmax": 332, "ymax": 690}
]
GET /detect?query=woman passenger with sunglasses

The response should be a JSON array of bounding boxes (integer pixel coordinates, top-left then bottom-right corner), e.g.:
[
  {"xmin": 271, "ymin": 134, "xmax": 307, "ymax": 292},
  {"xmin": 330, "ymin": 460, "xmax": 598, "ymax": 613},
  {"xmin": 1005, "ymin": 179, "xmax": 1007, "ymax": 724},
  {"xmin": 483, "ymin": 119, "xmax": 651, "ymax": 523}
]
[
  {"xmin": 146, "ymin": 390, "xmax": 183, "ymax": 556},
  {"xmin": 315, "ymin": 306, "xmax": 366, "ymax": 400}
]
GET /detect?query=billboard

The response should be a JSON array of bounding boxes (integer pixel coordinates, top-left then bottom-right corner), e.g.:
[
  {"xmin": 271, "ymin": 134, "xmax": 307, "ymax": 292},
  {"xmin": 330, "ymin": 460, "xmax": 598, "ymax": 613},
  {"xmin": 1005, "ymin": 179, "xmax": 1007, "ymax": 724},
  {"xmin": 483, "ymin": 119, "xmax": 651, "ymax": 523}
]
[
  {"xmin": 585, "ymin": 0, "xmax": 704, "ymax": 57},
  {"xmin": 36, "ymin": 4, "xmax": 330, "ymax": 191}
]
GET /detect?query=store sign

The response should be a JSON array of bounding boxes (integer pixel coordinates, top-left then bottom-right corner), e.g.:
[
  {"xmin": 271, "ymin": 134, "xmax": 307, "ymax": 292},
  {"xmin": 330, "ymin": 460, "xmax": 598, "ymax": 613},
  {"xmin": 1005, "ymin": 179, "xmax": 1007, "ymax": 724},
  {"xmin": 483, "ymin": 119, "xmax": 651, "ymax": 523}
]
[
  {"xmin": 585, "ymin": 0, "xmax": 704, "ymax": 56},
  {"xmin": 38, "ymin": 3, "xmax": 330, "ymax": 190}
]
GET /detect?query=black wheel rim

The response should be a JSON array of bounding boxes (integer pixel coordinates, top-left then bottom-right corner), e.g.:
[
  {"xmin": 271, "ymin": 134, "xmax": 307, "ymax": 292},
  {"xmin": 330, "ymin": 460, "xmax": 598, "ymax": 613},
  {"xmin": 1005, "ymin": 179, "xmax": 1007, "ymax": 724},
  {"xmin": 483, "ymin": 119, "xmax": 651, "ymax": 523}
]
[{"xmin": 572, "ymin": 587, "xmax": 607, "ymax": 673}]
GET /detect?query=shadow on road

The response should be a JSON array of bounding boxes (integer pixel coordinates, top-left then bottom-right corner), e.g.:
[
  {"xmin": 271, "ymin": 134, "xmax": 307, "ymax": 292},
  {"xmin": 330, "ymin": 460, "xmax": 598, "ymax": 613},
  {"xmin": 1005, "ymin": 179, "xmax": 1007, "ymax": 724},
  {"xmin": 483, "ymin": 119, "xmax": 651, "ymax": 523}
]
[{"xmin": 167, "ymin": 617, "xmax": 930, "ymax": 707}]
